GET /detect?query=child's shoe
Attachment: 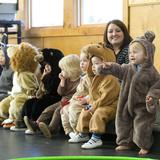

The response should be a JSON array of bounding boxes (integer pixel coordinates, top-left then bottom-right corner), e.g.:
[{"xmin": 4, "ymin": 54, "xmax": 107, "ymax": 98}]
[
  {"xmin": 69, "ymin": 132, "xmax": 76, "ymax": 139},
  {"xmin": 10, "ymin": 120, "xmax": 26, "ymax": 131},
  {"xmin": 81, "ymin": 138, "xmax": 103, "ymax": 149},
  {"xmin": 2, "ymin": 118, "xmax": 13, "ymax": 125},
  {"xmin": 3, "ymin": 123, "xmax": 15, "ymax": 129},
  {"xmin": 2, "ymin": 118, "xmax": 15, "ymax": 128},
  {"xmin": 68, "ymin": 133, "xmax": 89, "ymax": 143},
  {"xmin": 25, "ymin": 129, "xmax": 35, "ymax": 135},
  {"xmin": 10, "ymin": 126, "xmax": 26, "ymax": 131},
  {"xmin": 39, "ymin": 122, "xmax": 52, "ymax": 138},
  {"xmin": 23, "ymin": 116, "xmax": 38, "ymax": 133}
]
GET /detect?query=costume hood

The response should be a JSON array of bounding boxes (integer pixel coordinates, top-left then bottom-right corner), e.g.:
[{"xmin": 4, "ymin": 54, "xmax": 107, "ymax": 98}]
[
  {"xmin": 84, "ymin": 43, "xmax": 116, "ymax": 76},
  {"xmin": 130, "ymin": 31, "xmax": 155, "ymax": 67},
  {"xmin": 35, "ymin": 48, "xmax": 64, "ymax": 75}
]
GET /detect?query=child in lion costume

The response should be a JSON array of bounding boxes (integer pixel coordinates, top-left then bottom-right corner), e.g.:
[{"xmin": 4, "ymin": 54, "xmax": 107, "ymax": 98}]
[{"xmin": 0, "ymin": 42, "xmax": 39, "ymax": 129}]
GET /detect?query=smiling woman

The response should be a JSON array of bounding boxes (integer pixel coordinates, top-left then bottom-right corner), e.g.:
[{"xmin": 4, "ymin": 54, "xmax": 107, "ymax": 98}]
[{"xmin": 103, "ymin": 19, "xmax": 133, "ymax": 64}]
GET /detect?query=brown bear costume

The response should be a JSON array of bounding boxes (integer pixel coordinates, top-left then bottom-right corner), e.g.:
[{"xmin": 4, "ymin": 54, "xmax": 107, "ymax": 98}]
[{"xmin": 97, "ymin": 31, "xmax": 160, "ymax": 151}]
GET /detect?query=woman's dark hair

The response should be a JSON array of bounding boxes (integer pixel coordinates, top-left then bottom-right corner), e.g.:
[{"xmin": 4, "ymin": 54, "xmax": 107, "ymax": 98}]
[{"xmin": 103, "ymin": 19, "xmax": 132, "ymax": 50}]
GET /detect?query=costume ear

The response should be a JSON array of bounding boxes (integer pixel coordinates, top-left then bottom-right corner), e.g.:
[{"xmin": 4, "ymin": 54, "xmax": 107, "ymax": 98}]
[
  {"xmin": 144, "ymin": 31, "xmax": 155, "ymax": 42},
  {"xmin": 34, "ymin": 53, "xmax": 44, "ymax": 62},
  {"xmin": 7, "ymin": 45, "xmax": 18, "ymax": 58}
]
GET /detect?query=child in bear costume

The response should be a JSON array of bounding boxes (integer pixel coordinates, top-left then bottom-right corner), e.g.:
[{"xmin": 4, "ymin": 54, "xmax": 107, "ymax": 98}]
[
  {"xmin": 97, "ymin": 31, "xmax": 160, "ymax": 154},
  {"xmin": 14, "ymin": 48, "xmax": 64, "ymax": 131},
  {"xmin": 69, "ymin": 44, "xmax": 120, "ymax": 149},
  {"xmin": 0, "ymin": 42, "xmax": 39, "ymax": 129}
]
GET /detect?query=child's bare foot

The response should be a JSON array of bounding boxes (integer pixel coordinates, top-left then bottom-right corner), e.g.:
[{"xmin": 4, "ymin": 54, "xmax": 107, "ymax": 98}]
[
  {"xmin": 115, "ymin": 145, "xmax": 131, "ymax": 151},
  {"xmin": 139, "ymin": 149, "xmax": 149, "ymax": 155}
]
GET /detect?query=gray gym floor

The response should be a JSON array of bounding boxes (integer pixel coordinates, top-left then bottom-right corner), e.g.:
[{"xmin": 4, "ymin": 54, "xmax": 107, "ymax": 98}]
[{"xmin": 0, "ymin": 128, "xmax": 159, "ymax": 160}]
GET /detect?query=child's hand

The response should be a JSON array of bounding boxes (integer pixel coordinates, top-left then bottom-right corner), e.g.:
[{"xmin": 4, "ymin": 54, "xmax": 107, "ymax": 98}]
[
  {"xmin": 59, "ymin": 71, "xmax": 66, "ymax": 80},
  {"xmin": 59, "ymin": 71, "xmax": 66, "ymax": 87},
  {"xmin": 146, "ymin": 96, "xmax": 153, "ymax": 106},
  {"xmin": 77, "ymin": 96, "xmax": 87, "ymax": 105},
  {"xmin": 59, "ymin": 73, "xmax": 64, "ymax": 80},
  {"xmin": 88, "ymin": 107, "xmax": 94, "ymax": 115},
  {"xmin": 43, "ymin": 64, "xmax": 51, "ymax": 75}
]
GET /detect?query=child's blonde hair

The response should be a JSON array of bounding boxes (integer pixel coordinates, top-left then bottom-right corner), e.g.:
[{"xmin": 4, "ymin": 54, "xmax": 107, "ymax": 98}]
[
  {"xmin": 59, "ymin": 54, "xmax": 81, "ymax": 80},
  {"xmin": 130, "ymin": 42, "xmax": 147, "ymax": 56}
]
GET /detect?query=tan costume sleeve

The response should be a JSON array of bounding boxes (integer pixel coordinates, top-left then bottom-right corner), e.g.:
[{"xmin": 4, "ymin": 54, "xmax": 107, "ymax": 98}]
[
  {"xmin": 71, "ymin": 76, "xmax": 89, "ymax": 101},
  {"xmin": 18, "ymin": 72, "xmax": 39, "ymax": 96}
]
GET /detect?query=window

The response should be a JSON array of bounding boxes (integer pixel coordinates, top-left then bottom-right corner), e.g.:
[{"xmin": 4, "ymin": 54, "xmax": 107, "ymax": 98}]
[
  {"xmin": 30, "ymin": 0, "xmax": 64, "ymax": 27},
  {"xmin": 78, "ymin": 0, "xmax": 123, "ymax": 25}
]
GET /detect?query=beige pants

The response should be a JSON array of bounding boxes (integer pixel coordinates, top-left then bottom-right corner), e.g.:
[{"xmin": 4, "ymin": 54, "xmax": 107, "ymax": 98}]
[
  {"xmin": 77, "ymin": 106, "xmax": 116, "ymax": 134},
  {"xmin": 60, "ymin": 101, "xmax": 83, "ymax": 134},
  {"xmin": 0, "ymin": 94, "xmax": 28, "ymax": 121},
  {"xmin": 9, "ymin": 94, "xmax": 28, "ymax": 120},
  {"xmin": 0, "ymin": 95, "xmax": 13, "ymax": 119}
]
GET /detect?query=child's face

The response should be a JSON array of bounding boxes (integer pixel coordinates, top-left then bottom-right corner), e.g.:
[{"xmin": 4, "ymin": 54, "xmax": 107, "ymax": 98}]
[
  {"xmin": 129, "ymin": 43, "xmax": 147, "ymax": 65},
  {"xmin": 44, "ymin": 64, "xmax": 52, "ymax": 73},
  {"xmin": 91, "ymin": 56, "xmax": 103, "ymax": 75},
  {"xmin": 80, "ymin": 52, "xmax": 89, "ymax": 72},
  {"xmin": 0, "ymin": 52, "xmax": 5, "ymax": 65}
]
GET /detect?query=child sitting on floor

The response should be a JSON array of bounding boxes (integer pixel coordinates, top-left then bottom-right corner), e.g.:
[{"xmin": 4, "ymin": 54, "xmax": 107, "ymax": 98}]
[
  {"xmin": 23, "ymin": 54, "xmax": 81, "ymax": 137},
  {"xmin": 69, "ymin": 43, "xmax": 120, "ymax": 149},
  {"xmin": 60, "ymin": 45, "xmax": 90, "ymax": 138}
]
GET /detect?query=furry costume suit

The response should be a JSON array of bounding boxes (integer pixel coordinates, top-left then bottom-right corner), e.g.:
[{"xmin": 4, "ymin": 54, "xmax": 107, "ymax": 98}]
[
  {"xmin": 21, "ymin": 48, "xmax": 64, "ymax": 121},
  {"xmin": 0, "ymin": 42, "xmax": 39, "ymax": 122},
  {"xmin": 76, "ymin": 44, "xmax": 120, "ymax": 134},
  {"xmin": 97, "ymin": 32, "xmax": 160, "ymax": 150},
  {"xmin": 146, "ymin": 78, "xmax": 160, "ymax": 131}
]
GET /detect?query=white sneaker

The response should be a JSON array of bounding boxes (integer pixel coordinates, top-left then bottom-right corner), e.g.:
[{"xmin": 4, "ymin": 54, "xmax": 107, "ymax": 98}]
[
  {"xmin": 10, "ymin": 126, "xmax": 26, "ymax": 131},
  {"xmin": 25, "ymin": 129, "xmax": 35, "ymax": 135},
  {"xmin": 68, "ymin": 134, "xmax": 89, "ymax": 143},
  {"xmin": 2, "ymin": 118, "xmax": 13, "ymax": 125},
  {"xmin": 81, "ymin": 138, "xmax": 103, "ymax": 149},
  {"xmin": 69, "ymin": 132, "xmax": 76, "ymax": 139}
]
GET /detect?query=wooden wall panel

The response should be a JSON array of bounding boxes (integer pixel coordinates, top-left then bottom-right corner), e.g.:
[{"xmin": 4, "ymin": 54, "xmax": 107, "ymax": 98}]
[
  {"xmin": 42, "ymin": 36, "xmax": 103, "ymax": 55},
  {"xmin": 129, "ymin": 3, "xmax": 160, "ymax": 70},
  {"xmin": 129, "ymin": 0, "xmax": 160, "ymax": 5},
  {"xmin": 8, "ymin": 0, "xmax": 160, "ymax": 71}
]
